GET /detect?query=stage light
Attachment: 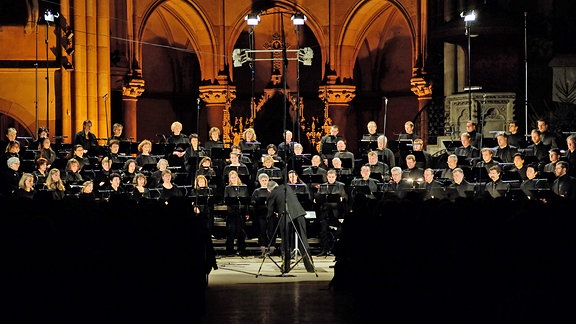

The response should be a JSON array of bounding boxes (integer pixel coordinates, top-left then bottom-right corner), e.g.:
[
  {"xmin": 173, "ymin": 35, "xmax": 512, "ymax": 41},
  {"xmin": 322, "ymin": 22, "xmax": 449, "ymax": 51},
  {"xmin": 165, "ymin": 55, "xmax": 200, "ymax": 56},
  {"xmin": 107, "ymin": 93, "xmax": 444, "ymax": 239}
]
[
  {"xmin": 232, "ymin": 49, "xmax": 249, "ymax": 67},
  {"xmin": 461, "ymin": 10, "xmax": 476, "ymax": 22},
  {"xmin": 298, "ymin": 47, "xmax": 314, "ymax": 66},
  {"xmin": 291, "ymin": 13, "xmax": 307, "ymax": 26},
  {"xmin": 44, "ymin": 9, "xmax": 59, "ymax": 23},
  {"xmin": 245, "ymin": 13, "xmax": 260, "ymax": 26}
]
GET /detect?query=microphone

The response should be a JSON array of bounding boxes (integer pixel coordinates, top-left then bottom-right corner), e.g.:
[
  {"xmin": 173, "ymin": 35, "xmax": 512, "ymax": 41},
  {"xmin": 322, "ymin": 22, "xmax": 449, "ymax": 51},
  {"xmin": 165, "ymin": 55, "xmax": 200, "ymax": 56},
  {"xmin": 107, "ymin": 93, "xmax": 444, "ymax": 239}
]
[
  {"xmin": 383, "ymin": 96, "xmax": 388, "ymax": 105},
  {"xmin": 197, "ymin": 98, "xmax": 201, "ymax": 107},
  {"xmin": 103, "ymin": 93, "xmax": 109, "ymax": 101}
]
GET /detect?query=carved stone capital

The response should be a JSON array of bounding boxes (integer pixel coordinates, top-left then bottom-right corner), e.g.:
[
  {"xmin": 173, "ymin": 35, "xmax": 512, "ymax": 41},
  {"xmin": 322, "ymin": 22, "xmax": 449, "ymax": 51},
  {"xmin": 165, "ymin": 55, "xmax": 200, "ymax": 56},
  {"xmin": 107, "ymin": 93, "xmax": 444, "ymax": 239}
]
[
  {"xmin": 122, "ymin": 77, "xmax": 145, "ymax": 98},
  {"xmin": 199, "ymin": 85, "xmax": 237, "ymax": 104},
  {"xmin": 318, "ymin": 85, "xmax": 356, "ymax": 104},
  {"xmin": 410, "ymin": 75, "xmax": 433, "ymax": 98}
]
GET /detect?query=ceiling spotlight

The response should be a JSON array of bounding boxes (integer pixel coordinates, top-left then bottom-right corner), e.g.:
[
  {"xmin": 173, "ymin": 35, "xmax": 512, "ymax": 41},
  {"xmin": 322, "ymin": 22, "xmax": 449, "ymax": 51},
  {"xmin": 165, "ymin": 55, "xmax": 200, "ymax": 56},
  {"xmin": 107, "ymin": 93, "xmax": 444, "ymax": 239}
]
[
  {"xmin": 245, "ymin": 13, "xmax": 260, "ymax": 26},
  {"xmin": 44, "ymin": 9, "xmax": 59, "ymax": 23},
  {"xmin": 291, "ymin": 13, "xmax": 307, "ymax": 26},
  {"xmin": 460, "ymin": 10, "xmax": 476, "ymax": 22}
]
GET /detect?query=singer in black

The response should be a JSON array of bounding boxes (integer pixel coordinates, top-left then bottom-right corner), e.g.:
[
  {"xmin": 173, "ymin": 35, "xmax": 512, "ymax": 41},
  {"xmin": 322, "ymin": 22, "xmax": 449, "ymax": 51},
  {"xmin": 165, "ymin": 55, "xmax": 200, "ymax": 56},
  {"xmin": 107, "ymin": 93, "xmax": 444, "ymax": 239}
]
[
  {"xmin": 266, "ymin": 180, "xmax": 315, "ymax": 272},
  {"xmin": 250, "ymin": 173, "xmax": 274, "ymax": 256},
  {"xmin": 73, "ymin": 119, "xmax": 99, "ymax": 156},
  {"xmin": 314, "ymin": 169, "xmax": 348, "ymax": 256},
  {"xmin": 223, "ymin": 170, "xmax": 248, "ymax": 256}
]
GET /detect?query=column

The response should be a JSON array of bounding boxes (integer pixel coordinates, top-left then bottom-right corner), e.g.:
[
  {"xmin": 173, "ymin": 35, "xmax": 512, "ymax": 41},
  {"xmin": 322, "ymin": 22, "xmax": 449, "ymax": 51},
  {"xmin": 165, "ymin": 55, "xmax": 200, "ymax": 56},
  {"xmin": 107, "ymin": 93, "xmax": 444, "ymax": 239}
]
[
  {"xmin": 122, "ymin": 74, "xmax": 145, "ymax": 141},
  {"xmin": 318, "ymin": 80, "xmax": 356, "ymax": 139},
  {"xmin": 199, "ymin": 76, "xmax": 236, "ymax": 144},
  {"xmin": 410, "ymin": 68, "xmax": 433, "ymax": 144}
]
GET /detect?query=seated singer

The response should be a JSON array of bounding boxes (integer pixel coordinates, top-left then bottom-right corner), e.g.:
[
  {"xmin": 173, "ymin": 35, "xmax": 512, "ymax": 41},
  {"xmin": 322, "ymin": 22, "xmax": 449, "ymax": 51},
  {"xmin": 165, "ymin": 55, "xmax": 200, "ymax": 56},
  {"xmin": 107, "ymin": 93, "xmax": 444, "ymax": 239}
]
[{"xmin": 266, "ymin": 180, "xmax": 315, "ymax": 273}]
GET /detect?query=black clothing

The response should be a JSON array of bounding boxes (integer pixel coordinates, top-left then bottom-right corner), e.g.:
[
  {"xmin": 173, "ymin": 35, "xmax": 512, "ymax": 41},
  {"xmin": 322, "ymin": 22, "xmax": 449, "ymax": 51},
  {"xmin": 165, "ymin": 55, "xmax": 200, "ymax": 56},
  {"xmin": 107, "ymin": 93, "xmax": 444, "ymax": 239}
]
[
  {"xmin": 551, "ymin": 174, "xmax": 576, "ymax": 200},
  {"xmin": 424, "ymin": 180, "xmax": 446, "ymax": 200},
  {"xmin": 14, "ymin": 188, "xmax": 35, "ymax": 200},
  {"xmin": 33, "ymin": 170, "xmax": 48, "ymax": 187},
  {"xmin": 454, "ymin": 145, "xmax": 480, "ymax": 159},
  {"xmin": 520, "ymin": 178, "xmax": 549, "ymax": 200},
  {"xmin": 73, "ymin": 130, "xmax": 99, "ymax": 155},
  {"xmin": 159, "ymin": 185, "xmax": 183, "ymax": 201},
  {"xmin": 130, "ymin": 187, "xmax": 151, "ymax": 201},
  {"xmin": 166, "ymin": 134, "xmax": 189, "ymax": 145},
  {"xmin": 278, "ymin": 141, "xmax": 295, "ymax": 161},
  {"xmin": 383, "ymin": 179, "xmax": 412, "ymax": 200},
  {"xmin": 483, "ymin": 178, "xmax": 510, "ymax": 198},
  {"xmin": 224, "ymin": 184, "xmax": 249, "ymax": 255},
  {"xmin": 365, "ymin": 162, "xmax": 390, "ymax": 182},
  {"xmin": 540, "ymin": 130, "xmax": 558, "ymax": 149},
  {"xmin": 250, "ymin": 187, "xmax": 272, "ymax": 248},
  {"xmin": 0, "ymin": 168, "xmax": 20, "ymax": 198},
  {"xmin": 333, "ymin": 150, "xmax": 355, "ymax": 171},
  {"xmin": 494, "ymin": 145, "xmax": 518, "ymax": 163},
  {"xmin": 319, "ymin": 135, "xmax": 342, "ymax": 158},
  {"xmin": 375, "ymin": 148, "xmax": 396, "ymax": 168},
  {"xmin": 190, "ymin": 186, "xmax": 215, "ymax": 234},
  {"xmin": 402, "ymin": 166, "xmax": 424, "ymax": 180},
  {"xmin": 525, "ymin": 142, "xmax": 550, "ymax": 163},
  {"xmin": 135, "ymin": 154, "xmax": 157, "ymax": 169},
  {"xmin": 349, "ymin": 177, "xmax": 379, "ymax": 208},
  {"xmin": 315, "ymin": 181, "xmax": 347, "ymax": 254},
  {"xmin": 508, "ymin": 133, "xmax": 527, "ymax": 149},
  {"xmin": 398, "ymin": 132, "xmax": 419, "ymax": 141},
  {"xmin": 267, "ymin": 184, "xmax": 314, "ymax": 272},
  {"xmin": 565, "ymin": 149, "xmax": 576, "ymax": 177},
  {"xmin": 204, "ymin": 140, "xmax": 224, "ymax": 155},
  {"xmin": 36, "ymin": 148, "xmax": 57, "ymax": 166},
  {"xmin": 447, "ymin": 179, "xmax": 476, "ymax": 200},
  {"xmin": 467, "ymin": 130, "xmax": 482, "ymax": 148},
  {"xmin": 255, "ymin": 166, "xmax": 283, "ymax": 186}
]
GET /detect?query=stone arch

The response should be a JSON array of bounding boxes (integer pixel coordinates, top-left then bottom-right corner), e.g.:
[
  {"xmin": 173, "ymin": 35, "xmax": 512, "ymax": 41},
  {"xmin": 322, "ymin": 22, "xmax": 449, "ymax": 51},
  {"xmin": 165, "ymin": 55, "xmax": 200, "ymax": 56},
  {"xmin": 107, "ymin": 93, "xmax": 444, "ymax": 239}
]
[
  {"xmin": 0, "ymin": 98, "xmax": 35, "ymax": 137},
  {"xmin": 338, "ymin": 1, "xmax": 417, "ymax": 80},
  {"xmin": 135, "ymin": 0, "xmax": 220, "ymax": 81}
]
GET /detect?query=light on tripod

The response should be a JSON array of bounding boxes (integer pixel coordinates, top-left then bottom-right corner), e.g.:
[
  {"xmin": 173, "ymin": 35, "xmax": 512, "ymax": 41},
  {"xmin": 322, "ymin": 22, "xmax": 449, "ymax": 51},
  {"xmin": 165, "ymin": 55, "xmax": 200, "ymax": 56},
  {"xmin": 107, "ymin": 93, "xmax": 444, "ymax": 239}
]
[
  {"xmin": 44, "ymin": 9, "xmax": 59, "ymax": 23},
  {"xmin": 291, "ymin": 13, "xmax": 307, "ymax": 26},
  {"xmin": 460, "ymin": 10, "xmax": 476, "ymax": 22},
  {"xmin": 245, "ymin": 13, "xmax": 260, "ymax": 26}
]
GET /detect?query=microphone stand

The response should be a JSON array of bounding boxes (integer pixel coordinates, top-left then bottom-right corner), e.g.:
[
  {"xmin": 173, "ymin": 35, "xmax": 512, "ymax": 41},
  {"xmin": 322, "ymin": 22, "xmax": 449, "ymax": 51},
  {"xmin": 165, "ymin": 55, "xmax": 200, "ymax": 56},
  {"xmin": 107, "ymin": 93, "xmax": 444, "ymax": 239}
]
[
  {"xmin": 382, "ymin": 96, "xmax": 388, "ymax": 138},
  {"xmin": 196, "ymin": 97, "xmax": 201, "ymax": 136}
]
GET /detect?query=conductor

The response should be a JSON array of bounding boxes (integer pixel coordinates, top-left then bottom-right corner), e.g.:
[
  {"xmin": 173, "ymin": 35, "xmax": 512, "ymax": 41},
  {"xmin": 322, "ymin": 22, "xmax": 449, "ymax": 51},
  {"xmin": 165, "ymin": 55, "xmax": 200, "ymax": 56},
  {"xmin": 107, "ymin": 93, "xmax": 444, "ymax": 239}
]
[{"xmin": 266, "ymin": 180, "xmax": 315, "ymax": 273}]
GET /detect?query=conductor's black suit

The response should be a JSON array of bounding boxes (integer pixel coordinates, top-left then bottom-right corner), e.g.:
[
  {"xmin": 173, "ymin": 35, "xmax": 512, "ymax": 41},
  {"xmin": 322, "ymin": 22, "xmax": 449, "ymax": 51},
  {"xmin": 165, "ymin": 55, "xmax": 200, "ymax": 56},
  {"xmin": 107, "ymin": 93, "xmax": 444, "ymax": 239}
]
[{"xmin": 267, "ymin": 183, "xmax": 314, "ymax": 272}]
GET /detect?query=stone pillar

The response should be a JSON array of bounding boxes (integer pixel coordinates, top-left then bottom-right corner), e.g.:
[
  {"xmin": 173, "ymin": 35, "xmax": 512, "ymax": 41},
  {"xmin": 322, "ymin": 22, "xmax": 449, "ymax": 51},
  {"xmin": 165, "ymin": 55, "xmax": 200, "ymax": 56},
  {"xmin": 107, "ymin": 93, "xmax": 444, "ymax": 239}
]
[
  {"xmin": 410, "ymin": 69, "xmax": 433, "ymax": 145},
  {"xmin": 199, "ymin": 76, "xmax": 236, "ymax": 144},
  {"xmin": 318, "ymin": 81, "xmax": 356, "ymax": 140},
  {"xmin": 122, "ymin": 74, "xmax": 145, "ymax": 141}
]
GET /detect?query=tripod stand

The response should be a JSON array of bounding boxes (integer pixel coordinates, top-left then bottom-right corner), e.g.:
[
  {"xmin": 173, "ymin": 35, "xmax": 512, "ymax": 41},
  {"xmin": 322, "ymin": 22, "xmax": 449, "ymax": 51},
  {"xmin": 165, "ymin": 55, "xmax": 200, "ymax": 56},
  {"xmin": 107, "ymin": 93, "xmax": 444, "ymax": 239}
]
[{"xmin": 256, "ymin": 184, "xmax": 317, "ymax": 277}]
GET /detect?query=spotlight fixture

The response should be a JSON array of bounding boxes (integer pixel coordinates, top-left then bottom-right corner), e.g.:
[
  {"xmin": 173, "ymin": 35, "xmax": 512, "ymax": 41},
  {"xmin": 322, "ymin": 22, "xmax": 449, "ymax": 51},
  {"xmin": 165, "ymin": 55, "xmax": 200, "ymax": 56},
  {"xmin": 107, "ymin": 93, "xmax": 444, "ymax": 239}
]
[
  {"xmin": 245, "ymin": 13, "xmax": 260, "ymax": 26},
  {"xmin": 65, "ymin": 47, "xmax": 75, "ymax": 55},
  {"xmin": 460, "ymin": 10, "xmax": 476, "ymax": 22},
  {"xmin": 44, "ymin": 9, "xmax": 59, "ymax": 23},
  {"xmin": 291, "ymin": 13, "xmax": 307, "ymax": 26}
]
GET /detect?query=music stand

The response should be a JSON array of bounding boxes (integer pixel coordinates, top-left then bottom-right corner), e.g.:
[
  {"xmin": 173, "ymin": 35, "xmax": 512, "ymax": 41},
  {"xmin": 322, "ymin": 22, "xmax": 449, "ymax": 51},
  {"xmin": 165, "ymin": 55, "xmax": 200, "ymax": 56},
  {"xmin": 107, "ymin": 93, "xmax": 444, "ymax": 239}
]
[
  {"xmin": 320, "ymin": 142, "xmax": 337, "ymax": 157},
  {"xmin": 442, "ymin": 140, "xmax": 462, "ymax": 152},
  {"xmin": 301, "ymin": 173, "xmax": 324, "ymax": 186},
  {"xmin": 359, "ymin": 139, "xmax": 378, "ymax": 154}
]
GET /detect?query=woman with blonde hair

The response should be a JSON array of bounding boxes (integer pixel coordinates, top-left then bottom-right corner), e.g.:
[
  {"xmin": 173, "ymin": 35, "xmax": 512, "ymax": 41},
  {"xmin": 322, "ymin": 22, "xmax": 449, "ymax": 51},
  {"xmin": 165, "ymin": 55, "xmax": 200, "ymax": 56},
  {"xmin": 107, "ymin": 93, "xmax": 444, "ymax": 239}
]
[
  {"xmin": 15, "ymin": 173, "xmax": 35, "ymax": 199},
  {"xmin": 135, "ymin": 139, "xmax": 157, "ymax": 168},
  {"xmin": 223, "ymin": 170, "xmax": 249, "ymax": 256},
  {"xmin": 44, "ymin": 168, "xmax": 66, "ymax": 200}
]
